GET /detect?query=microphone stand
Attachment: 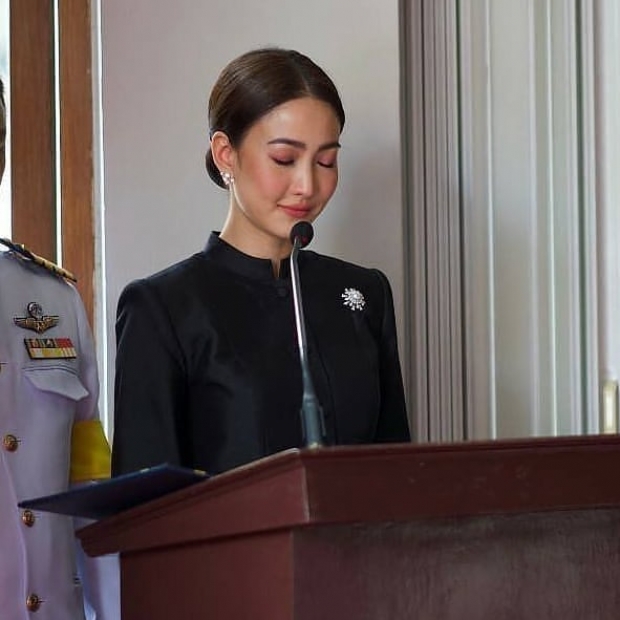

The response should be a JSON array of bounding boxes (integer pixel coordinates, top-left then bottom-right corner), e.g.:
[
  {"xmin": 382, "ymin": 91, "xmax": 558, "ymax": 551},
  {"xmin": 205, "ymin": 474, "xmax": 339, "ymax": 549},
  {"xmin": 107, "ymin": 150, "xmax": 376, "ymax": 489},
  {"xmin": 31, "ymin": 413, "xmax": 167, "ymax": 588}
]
[{"xmin": 290, "ymin": 235, "xmax": 325, "ymax": 448}]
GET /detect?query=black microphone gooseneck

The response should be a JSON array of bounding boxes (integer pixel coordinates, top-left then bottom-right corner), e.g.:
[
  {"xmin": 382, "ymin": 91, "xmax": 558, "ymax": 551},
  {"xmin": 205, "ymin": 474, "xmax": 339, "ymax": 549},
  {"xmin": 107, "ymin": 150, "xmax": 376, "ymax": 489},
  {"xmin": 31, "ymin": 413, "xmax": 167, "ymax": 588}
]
[{"xmin": 289, "ymin": 221, "xmax": 325, "ymax": 448}]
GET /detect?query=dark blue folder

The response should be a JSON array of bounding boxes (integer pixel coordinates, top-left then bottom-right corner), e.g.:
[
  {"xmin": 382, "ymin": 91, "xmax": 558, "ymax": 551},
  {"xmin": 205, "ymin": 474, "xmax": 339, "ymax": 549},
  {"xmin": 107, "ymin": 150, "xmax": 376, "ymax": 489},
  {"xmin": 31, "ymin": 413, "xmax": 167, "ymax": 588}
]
[{"xmin": 18, "ymin": 464, "xmax": 209, "ymax": 520}]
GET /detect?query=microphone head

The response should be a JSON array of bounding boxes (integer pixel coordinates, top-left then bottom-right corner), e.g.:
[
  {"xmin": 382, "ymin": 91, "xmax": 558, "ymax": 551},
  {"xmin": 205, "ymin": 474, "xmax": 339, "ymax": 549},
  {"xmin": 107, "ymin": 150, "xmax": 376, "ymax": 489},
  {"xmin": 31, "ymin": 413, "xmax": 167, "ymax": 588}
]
[{"xmin": 290, "ymin": 221, "xmax": 314, "ymax": 249}]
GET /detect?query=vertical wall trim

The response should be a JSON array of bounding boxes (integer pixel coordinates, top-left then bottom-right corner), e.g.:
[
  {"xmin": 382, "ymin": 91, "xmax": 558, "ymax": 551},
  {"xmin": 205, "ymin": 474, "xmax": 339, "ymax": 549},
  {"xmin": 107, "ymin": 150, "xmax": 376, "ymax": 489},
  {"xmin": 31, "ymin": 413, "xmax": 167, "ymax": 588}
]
[
  {"xmin": 445, "ymin": 2, "xmax": 465, "ymax": 439},
  {"xmin": 578, "ymin": 0, "xmax": 600, "ymax": 433},
  {"xmin": 528, "ymin": 0, "xmax": 542, "ymax": 434},
  {"xmin": 400, "ymin": 0, "xmax": 429, "ymax": 440},
  {"xmin": 460, "ymin": 0, "xmax": 495, "ymax": 439},
  {"xmin": 10, "ymin": 1, "xmax": 56, "ymax": 259},
  {"xmin": 58, "ymin": 0, "xmax": 95, "ymax": 326},
  {"xmin": 595, "ymin": 0, "xmax": 620, "ymax": 433},
  {"xmin": 401, "ymin": 0, "xmax": 464, "ymax": 442}
]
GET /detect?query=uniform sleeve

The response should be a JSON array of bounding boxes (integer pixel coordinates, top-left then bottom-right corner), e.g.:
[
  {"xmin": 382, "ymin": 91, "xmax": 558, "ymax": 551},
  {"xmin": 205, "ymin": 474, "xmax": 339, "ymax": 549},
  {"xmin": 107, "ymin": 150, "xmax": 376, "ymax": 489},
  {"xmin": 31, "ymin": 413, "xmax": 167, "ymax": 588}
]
[
  {"xmin": 72, "ymin": 282, "xmax": 101, "ymax": 426},
  {"xmin": 112, "ymin": 279, "xmax": 187, "ymax": 475},
  {"xmin": 68, "ymin": 283, "xmax": 121, "ymax": 620},
  {"xmin": 371, "ymin": 269, "xmax": 411, "ymax": 443},
  {"xmin": 69, "ymin": 283, "xmax": 111, "ymax": 480}
]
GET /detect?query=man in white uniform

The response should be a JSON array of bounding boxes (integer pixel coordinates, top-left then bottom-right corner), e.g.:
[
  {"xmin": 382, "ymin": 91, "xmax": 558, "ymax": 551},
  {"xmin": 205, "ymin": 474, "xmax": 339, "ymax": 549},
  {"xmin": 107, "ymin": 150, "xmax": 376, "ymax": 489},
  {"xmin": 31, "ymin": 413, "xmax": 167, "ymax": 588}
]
[{"xmin": 0, "ymin": 78, "xmax": 120, "ymax": 618}]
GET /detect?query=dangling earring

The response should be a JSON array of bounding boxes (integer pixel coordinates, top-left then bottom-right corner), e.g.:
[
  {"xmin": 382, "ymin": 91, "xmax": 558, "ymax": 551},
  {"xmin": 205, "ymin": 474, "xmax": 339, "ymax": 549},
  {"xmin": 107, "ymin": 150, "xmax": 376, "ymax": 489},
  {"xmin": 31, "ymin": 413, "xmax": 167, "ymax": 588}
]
[{"xmin": 221, "ymin": 171, "xmax": 234, "ymax": 187}]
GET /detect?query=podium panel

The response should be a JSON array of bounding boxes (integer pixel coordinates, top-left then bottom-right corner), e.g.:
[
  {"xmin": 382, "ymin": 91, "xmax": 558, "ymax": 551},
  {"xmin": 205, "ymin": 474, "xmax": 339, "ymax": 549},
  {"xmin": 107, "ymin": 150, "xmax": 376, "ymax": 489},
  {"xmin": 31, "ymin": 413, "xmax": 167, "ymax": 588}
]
[
  {"xmin": 78, "ymin": 437, "xmax": 620, "ymax": 619},
  {"xmin": 118, "ymin": 509, "xmax": 620, "ymax": 619}
]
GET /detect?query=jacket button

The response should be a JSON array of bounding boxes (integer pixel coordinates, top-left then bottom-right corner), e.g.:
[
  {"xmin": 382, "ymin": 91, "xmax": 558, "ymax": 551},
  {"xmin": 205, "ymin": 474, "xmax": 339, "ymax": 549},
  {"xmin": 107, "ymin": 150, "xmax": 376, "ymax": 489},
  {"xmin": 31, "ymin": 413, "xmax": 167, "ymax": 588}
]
[
  {"xmin": 26, "ymin": 593, "xmax": 42, "ymax": 611},
  {"xmin": 22, "ymin": 509, "xmax": 36, "ymax": 527},
  {"xmin": 3, "ymin": 433, "xmax": 19, "ymax": 452}
]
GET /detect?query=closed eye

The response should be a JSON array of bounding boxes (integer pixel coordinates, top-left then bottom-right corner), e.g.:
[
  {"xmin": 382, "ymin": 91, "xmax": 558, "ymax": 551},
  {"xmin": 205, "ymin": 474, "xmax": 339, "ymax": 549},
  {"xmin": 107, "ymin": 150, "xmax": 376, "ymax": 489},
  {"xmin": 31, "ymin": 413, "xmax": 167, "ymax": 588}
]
[{"xmin": 272, "ymin": 158, "xmax": 295, "ymax": 167}]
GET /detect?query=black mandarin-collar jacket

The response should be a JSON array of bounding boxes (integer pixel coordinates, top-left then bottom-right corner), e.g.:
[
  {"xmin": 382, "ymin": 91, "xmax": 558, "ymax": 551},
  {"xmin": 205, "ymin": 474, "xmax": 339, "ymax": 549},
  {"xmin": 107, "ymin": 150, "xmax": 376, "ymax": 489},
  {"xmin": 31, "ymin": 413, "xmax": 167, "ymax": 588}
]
[{"xmin": 112, "ymin": 233, "xmax": 410, "ymax": 476}]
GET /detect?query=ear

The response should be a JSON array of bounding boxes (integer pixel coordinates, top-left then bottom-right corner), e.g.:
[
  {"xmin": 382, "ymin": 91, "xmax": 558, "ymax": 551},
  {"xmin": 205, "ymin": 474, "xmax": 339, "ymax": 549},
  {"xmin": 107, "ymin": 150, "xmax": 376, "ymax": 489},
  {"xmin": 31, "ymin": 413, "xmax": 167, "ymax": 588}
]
[{"xmin": 210, "ymin": 131, "xmax": 236, "ymax": 175}]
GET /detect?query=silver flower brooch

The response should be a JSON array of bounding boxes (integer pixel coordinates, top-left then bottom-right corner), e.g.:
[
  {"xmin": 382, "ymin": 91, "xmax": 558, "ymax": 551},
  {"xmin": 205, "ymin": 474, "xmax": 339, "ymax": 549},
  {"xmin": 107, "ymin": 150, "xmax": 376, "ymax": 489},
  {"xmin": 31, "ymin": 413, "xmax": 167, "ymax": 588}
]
[{"xmin": 342, "ymin": 288, "xmax": 366, "ymax": 311}]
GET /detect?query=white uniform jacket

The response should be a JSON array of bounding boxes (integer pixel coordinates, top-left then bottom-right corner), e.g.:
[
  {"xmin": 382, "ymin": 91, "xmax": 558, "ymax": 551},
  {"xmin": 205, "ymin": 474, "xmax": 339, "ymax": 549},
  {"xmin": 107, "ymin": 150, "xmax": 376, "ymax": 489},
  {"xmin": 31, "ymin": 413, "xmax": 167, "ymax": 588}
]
[{"xmin": 0, "ymin": 250, "xmax": 120, "ymax": 619}]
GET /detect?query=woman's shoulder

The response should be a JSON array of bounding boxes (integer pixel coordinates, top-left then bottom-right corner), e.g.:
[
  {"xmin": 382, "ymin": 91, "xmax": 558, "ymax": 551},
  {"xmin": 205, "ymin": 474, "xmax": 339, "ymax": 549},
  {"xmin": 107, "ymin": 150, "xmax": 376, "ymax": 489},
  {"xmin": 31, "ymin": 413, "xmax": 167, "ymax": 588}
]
[
  {"xmin": 117, "ymin": 252, "xmax": 220, "ymax": 314},
  {"xmin": 123, "ymin": 252, "xmax": 217, "ymax": 292},
  {"xmin": 303, "ymin": 250, "xmax": 390, "ymax": 286},
  {"xmin": 301, "ymin": 251, "xmax": 396, "ymax": 322}
]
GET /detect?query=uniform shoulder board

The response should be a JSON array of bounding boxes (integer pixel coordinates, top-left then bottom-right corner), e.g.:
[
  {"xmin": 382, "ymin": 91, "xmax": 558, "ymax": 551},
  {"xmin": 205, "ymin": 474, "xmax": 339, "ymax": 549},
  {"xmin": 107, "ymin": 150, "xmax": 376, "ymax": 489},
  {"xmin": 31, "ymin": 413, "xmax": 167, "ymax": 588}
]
[{"xmin": 0, "ymin": 237, "xmax": 77, "ymax": 282}]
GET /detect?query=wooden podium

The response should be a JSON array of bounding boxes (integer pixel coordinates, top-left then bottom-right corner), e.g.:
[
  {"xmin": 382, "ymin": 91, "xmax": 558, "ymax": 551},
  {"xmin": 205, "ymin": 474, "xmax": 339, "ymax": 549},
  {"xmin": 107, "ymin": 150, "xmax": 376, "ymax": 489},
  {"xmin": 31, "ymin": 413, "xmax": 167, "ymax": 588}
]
[{"xmin": 79, "ymin": 435, "xmax": 620, "ymax": 619}]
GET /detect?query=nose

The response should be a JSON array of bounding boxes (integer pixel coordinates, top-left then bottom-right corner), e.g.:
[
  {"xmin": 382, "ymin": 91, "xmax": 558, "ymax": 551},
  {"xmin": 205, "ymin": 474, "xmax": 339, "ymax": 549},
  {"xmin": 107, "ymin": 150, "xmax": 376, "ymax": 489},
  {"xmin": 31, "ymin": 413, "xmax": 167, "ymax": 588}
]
[{"xmin": 292, "ymin": 164, "xmax": 315, "ymax": 198}]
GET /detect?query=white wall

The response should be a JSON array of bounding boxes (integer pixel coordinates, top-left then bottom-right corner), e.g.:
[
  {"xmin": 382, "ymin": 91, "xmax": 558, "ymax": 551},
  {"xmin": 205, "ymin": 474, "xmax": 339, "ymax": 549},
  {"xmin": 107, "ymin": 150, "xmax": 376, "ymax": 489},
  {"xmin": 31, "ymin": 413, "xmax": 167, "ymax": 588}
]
[{"xmin": 100, "ymin": 1, "xmax": 404, "ymax": 429}]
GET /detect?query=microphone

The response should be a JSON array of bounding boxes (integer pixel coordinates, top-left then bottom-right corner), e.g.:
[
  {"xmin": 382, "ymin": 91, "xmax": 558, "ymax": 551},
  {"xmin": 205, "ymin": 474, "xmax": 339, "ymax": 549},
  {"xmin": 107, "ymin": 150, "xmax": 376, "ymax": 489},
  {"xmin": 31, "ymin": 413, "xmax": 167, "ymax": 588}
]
[{"xmin": 289, "ymin": 221, "xmax": 325, "ymax": 448}]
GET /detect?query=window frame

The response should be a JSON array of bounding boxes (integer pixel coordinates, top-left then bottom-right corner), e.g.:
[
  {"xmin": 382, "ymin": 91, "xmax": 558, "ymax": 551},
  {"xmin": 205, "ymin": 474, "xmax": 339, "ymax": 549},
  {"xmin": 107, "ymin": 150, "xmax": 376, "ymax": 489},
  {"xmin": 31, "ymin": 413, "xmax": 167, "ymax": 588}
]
[{"xmin": 10, "ymin": 0, "xmax": 95, "ymax": 324}]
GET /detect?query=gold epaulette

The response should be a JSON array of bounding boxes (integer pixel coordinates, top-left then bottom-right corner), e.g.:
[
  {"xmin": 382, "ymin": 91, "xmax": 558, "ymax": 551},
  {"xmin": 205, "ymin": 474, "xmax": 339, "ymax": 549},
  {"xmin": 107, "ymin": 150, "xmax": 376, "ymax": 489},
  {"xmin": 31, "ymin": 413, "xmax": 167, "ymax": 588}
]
[{"xmin": 0, "ymin": 237, "xmax": 77, "ymax": 282}]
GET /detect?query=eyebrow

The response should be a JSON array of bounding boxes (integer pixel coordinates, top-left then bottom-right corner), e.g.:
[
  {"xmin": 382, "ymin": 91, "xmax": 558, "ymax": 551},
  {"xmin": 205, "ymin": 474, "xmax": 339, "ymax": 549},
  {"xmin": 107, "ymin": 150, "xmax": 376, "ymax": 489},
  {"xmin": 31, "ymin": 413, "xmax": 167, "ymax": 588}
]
[{"xmin": 267, "ymin": 138, "xmax": 341, "ymax": 151}]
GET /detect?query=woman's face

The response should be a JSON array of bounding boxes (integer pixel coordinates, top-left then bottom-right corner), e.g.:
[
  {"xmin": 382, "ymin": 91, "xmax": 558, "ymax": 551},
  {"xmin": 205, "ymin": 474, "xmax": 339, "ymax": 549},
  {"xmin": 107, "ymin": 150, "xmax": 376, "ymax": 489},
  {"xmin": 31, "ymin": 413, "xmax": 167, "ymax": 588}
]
[{"xmin": 226, "ymin": 96, "xmax": 341, "ymax": 250}]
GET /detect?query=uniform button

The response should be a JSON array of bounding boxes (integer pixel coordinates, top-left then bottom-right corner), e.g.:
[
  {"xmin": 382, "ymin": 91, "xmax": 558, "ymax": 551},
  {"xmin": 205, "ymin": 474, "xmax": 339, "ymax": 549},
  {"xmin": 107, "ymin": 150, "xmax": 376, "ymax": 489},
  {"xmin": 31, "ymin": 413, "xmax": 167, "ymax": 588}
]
[
  {"xmin": 3, "ymin": 433, "xmax": 19, "ymax": 452},
  {"xmin": 276, "ymin": 286, "xmax": 289, "ymax": 298},
  {"xmin": 26, "ymin": 593, "xmax": 42, "ymax": 612},
  {"xmin": 22, "ymin": 509, "xmax": 36, "ymax": 527}
]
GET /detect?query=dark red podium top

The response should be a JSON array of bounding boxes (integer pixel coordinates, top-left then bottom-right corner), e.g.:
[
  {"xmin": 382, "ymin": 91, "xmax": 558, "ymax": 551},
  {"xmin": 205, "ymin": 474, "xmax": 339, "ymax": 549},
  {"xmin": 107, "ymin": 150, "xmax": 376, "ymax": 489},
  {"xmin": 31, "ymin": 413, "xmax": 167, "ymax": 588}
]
[{"xmin": 79, "ymin": 434, "xmax": 620, "ymax": 557}]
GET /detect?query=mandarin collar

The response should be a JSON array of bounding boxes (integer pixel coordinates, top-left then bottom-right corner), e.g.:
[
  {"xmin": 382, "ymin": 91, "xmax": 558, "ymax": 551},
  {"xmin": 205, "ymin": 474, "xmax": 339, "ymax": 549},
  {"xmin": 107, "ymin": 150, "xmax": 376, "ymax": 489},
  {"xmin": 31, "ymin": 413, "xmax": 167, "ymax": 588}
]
[{"xmin": 203, "ymin": 232, "xmax": 294, "ymax": 281}]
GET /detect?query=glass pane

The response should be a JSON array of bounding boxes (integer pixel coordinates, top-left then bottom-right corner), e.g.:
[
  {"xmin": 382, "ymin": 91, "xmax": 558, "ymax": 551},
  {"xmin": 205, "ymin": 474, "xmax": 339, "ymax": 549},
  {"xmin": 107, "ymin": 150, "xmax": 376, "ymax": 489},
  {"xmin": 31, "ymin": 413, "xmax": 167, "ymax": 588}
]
[{"xmin": 0, "ymin": 0, "xmax": 10, "ymax": 237}]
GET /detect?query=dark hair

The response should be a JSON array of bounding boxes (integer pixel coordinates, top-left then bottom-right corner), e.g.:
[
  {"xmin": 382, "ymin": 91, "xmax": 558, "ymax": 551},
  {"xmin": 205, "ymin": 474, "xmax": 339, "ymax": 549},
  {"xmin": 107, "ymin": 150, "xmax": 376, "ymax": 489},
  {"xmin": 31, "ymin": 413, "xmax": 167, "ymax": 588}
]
[
  {"xmin": 0, "ymin": 77, "xmax": 4, "ymax": 109},
  {"xmin": 206, "ymin": 47, "xmax": 346, "ymax": 188}
]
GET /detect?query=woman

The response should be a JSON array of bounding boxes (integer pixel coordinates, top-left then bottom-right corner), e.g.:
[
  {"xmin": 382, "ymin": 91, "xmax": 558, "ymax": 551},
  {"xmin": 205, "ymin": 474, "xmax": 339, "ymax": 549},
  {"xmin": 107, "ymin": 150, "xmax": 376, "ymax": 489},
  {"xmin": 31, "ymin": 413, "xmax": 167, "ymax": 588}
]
[{"xmin": 112, "ymin": 48, "xmax": 410, "ymax": 477}]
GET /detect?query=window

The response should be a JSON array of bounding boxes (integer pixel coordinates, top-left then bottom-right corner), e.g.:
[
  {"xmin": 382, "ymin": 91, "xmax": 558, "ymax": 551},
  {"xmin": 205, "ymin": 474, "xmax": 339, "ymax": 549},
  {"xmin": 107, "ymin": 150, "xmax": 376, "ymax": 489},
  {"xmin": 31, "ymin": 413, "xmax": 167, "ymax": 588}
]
[{"xmin": 8, "ymin": 0, "xmax": 95, "ymax": 323}]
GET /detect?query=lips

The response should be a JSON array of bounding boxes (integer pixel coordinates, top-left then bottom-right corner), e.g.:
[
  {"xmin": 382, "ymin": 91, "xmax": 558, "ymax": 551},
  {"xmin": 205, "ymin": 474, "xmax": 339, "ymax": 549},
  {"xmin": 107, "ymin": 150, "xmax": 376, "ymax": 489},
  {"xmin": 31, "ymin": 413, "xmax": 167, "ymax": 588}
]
[{"xmin": 279, "ymin": 204, "xmax": 312, "ymax": 218}]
